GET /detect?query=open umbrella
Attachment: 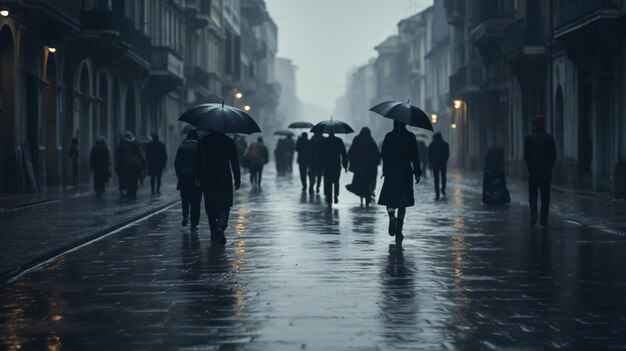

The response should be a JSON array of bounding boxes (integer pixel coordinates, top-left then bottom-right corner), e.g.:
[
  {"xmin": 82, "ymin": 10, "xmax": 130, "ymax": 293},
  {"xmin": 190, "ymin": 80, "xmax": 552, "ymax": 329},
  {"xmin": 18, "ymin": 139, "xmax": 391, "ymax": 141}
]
[
  {"xmin": 178, "ymin": 102, "xmax": 261, "ymax": 134},
  {"xmin": 274, "ymin": 130, "xmax": 295, "ymax": 137},
  {"xmin": 136, "ymin": 135, "xmax": 152, "ymax": 144},
  {"xmin": 369, "ymin": 100, "xmax": 433, "ymax": 132},
  {"xmin": 310, "ymin": 118, "xmax": 354, "ymax": 134},
  {"xmin": 288, "ymin": 121, "xmax": 315, "ymax": 129}
]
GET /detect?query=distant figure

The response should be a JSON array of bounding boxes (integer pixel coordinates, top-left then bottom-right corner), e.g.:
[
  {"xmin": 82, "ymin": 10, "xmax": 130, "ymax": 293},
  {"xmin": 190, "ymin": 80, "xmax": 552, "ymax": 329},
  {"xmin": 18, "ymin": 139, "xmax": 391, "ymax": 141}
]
[
  {"xmin": 175, "ymin": 131, "xmax": 202, "ymax": 231},
  {"xmin": 145, "ymin": 134, "xmax": 167, "ymax": 195},
  {"xmin": 428, "ymin": 132, "xmax": 450, "ymax": 200},
  {"xmin": 524, "ymin": 115, "xmax": 557, "ymax": 227},
  {"xmin": 482, "ymin": 147, "xmax": 511, "ymax": 205},
  {"xmin": 196, "ymin": 132, "xmax": 241, "ymax": 245},
  {"xmin": 346, "ymin": 127, "xmax": 380, "ymax": 206},
  {"xmin": 89, "ymin": 137, "xmax": 111, "ymax": 196},
  {"xmin": 116, "ymin": 131, "xmax": 145, "ymax": 200},
  {"xmin": 233, "ymin": 134, "xmax": 248, "ymax": 171},
  {"xmin": 69, "ymin": 137, "xmax": 79, "ymax": 187},
  {"xmin": 417, "ymin": 139, "xmax": 429, "ymax": 179},
  {"xmin": 275, "ymin": 138, "xmax": 288, "ymax": 175},
  {"xmin": 322, "ymin": 133, "xmax": 348, "ymax": 205},
  {"xmin": 378, "ymin": 121, "xmax": 421, "ymax": 243},
  {"xmin": 285, "ymin": 134, "xmax": 296, "ymax": 174},
  {"xmin": 295, "ymin": 132, "xmax": 311, "ymax": 191},
  {"xmin": 244, "ymin": 137, "xmax": 269, "ymax": 188},
  {"xmin": 308, "ymin": 132, "xmax": 324, "ymax": 194}
]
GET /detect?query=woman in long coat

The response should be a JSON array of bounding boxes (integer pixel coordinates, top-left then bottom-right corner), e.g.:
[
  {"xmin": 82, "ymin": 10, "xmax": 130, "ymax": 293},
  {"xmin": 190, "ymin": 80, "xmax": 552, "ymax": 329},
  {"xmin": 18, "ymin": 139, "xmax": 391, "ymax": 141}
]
[
  {"xmin": 116, "ymin": 131, "xmax": 145, "ymax": 200},
  {"xmin": 378, "ymin": 121, "xmax": 422, "ymax": 241},
  {"xmin": 346, "ymin": 127, "xmax": 380, "ymax": 206},
  {"xmin": 196, "ymin": 132, "xmax": 241, "ymax": 245},
  {"xmin": 90, "ymin": 137, "xmax": 111, "ymax": 196}
]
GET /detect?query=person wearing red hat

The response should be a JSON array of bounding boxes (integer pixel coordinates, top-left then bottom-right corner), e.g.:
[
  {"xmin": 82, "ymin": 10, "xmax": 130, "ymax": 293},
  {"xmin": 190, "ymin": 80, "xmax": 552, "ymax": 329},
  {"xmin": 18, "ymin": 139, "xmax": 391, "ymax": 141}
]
[{"xmin": 524, "ymin": 115, "xmax": 557, "ymax": 227}]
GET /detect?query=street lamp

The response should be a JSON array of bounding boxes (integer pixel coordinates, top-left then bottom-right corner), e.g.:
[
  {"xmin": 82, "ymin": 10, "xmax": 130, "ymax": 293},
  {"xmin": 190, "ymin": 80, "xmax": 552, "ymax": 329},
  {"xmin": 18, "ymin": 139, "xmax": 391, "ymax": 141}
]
[
  {"xmin": 453, "ymin": 100, "xmax": 462, "ymax": 109},
  {"xmin": 47, "ymin": 46, "xmax": 57, "ymax": 53},
  {"xmin": 235, "ymin": 92, "xmax": 243, "ymax": 100},
  {"xmin": 0, "ymin": 10, "xmax": 9, "ymax": 17},
  {"xmin": 243, "ymin": 105, "xmax": 251, "ymax": 112},
  {"xmin": 451, "ymin": 123, "xmax": 457, "ymax": 129},
  {"xmin": 431, "ymin": 114, "xmax": 438, "ymax": 124}
]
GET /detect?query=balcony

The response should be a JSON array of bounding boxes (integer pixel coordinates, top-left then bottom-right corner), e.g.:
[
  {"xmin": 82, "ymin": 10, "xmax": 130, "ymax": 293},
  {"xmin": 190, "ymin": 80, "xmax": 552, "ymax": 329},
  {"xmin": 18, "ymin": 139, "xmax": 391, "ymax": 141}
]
[
  {"xmin": 187, "ymin": 66, "xmax": 222, "ymax": 102},
  {"xmin": 20, "ymin": 0, "xmax": 81, "ymax": 33},
  {"xmin": 149, "ymin": 47, "xmax": 184, "ymax": 94},
  {"xmin": 553, "ymin": 0, "xmax": 625, "ymax": 38},
  {"xmin": 185, "ymin": 0, "xmax": 211, "ymax": 30},
  {"xmin": 501, "ymin": 19, "xmax": 547, "ymax": 60},
  {"xmin": 449, "ymin": 64, "xmax": 480, "ymax": 99},
  {"xmin": 81, "ymin": 10, "xmax": 151, "ymax": 69}
]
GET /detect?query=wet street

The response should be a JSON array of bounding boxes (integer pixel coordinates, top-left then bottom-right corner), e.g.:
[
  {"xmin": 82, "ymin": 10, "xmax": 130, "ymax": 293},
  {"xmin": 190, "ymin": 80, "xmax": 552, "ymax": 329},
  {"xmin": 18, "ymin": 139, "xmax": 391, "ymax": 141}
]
[{"xmin": 1, "ymin": 168, "xmax": 626, "ymax": 350}]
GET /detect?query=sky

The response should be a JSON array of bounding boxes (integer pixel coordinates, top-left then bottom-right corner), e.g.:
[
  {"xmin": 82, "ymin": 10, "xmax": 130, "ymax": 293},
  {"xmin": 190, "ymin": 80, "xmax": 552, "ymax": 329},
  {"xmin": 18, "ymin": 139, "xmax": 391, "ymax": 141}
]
[{"xmin": 265, "ymin": 0, "xmax": 433, "ymax": 116}]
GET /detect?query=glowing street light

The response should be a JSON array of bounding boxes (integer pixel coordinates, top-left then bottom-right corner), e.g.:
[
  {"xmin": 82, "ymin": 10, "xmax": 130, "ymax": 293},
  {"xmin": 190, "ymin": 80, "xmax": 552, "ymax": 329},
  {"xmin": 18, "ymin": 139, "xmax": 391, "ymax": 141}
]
[
  {"xmin": 451, "ymin": 123, "xmax": 457, "ymax": 129},
  {"xmin": 47, "ymin": 46, "xmax": 57, "ymax": 53},
  {"xmin": 453, "ymin": 100, "xmax": 462, "ymax": 109},
  {"xmin": 0, "ymin": 10, "xmax": 9, "ymax": 17},
  {"xmin": 243, "ymin": 105, "xmax": 251, "ymax": 112},
  {"xmin": 431, "ymin": 114, "xmax": 438, "ymax": 124},
  {"xmin": 235, "ymin": 92, "xmax": 243, "ymax": 99}
]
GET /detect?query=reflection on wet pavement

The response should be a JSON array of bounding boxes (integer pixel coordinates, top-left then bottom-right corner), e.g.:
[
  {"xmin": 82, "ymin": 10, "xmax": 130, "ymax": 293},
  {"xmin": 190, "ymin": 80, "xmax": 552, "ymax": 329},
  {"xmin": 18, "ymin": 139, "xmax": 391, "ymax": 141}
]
[{"xmin": 1, "ymin": 169, "xmax": 626, "ymax": 350}]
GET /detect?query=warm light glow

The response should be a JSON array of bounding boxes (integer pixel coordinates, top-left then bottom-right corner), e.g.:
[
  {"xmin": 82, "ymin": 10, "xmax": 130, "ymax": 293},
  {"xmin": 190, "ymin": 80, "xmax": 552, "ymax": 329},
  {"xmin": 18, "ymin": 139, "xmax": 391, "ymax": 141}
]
[
  {"xmin": 453, "ymin": 100, "xmax": 462, "ymax": 109},
  {"xmin": 235, "ymin": 92, "xmax": 243, "ymax": 99},
  {"xmin": 431, "ymin": 114, "xmax": 438, "ymax": 124},
  {"xmin": 243, "ymin": 105, "xmax": 251, "ymax": 112},
  {"xmin": 0, "ymin": 10, "xmax": 9, "ymax": 17},
  {"xmin": 451, "ymin": 123, "xmax": 457, "ymax": 129},
  {"xmin": 47, "ymin": 47, "xmax": 57, "ymax": 53}
]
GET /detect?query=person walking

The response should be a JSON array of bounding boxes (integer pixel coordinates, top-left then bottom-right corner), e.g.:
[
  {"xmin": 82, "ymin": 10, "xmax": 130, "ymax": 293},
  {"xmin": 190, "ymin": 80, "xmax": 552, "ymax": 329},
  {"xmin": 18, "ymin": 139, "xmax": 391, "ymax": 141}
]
[
  {"xmin": 346, "ymin": 127, "xmax": 380, "ymax": 206},
  {"xmin": 274, "ymin": 138, "xmax": 287, "ymax": 175},
  {"xmin": 195, "ymin": 131, "xmax": 241, "ymax": 245},
  {"xmin": 308, "ymin": 132, "xmax": 324, "ymax": 194},
  {"xmin": 89, "ymin": 137, "xmax": 111, "ymax": 196},
  {"xmin": 244, "ymin": 137, "xmax": 269, "ymax": 188},
  {"xmin": 524, "ymin": 115, "xmax": 557, "ymax": 227},
  {"xmin": 69, "ymin": 137, "xmax": 79, "ymax": 187},
  {"xmin": 295, "ymin": 132, "xmax": 311, "ymax": 191},
  {"xmin": 145, "ymin": 134, "xmax": 167, "ymax": 195},
  {"xmin": 116, "ymin": 131, "xmax": 145, "ymax": 200},
  {"xmin": 175, "ymin": 131, "xmax": 202, "ymax": 231},
  {"xmin": 285, "ymin": 134, "xmax": 296, "ymax": 174},
  {"xmin": 234, "ymin": 135, "xmax": 248, "ymax": 171},
  {"xmin": 322, "ymin": 132, "xmax": 348, "ymax": 205},
  {"xmin": 378, "ymin": 121, "xmax": 422, "ymax": 243},
  {"xmin": 428, "ymin": 132, "xmax": 450, "ymax": 200}
]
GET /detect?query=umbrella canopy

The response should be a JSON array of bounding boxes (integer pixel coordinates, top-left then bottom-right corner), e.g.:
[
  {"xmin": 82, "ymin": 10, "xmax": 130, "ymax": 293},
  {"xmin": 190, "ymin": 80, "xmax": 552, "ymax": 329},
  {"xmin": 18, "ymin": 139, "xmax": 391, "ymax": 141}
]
[
  {"xmin": 310, "ymin": 119, "xmax": 354, "ymax": 134},
  {"xmin": 274, "ymin": 130, "xmax": 295, "ymax": 137},
  {"xmin": 369, "ymin": 100, "xmax": 433, "ymax": 132},
  {"xmin": 136, "ymin": 135, "xmax": 152, "ymax": 144},
  {"xmin": 182, "ymin": 124, "xmax": 196, "ymax": 134},
  {"xmin": 288, "ymin": 121, "xmax": 315, "ymax": 129},
  {"xmin": 178, "ymin": 103, "xmax": 261, "ymax": 134}
]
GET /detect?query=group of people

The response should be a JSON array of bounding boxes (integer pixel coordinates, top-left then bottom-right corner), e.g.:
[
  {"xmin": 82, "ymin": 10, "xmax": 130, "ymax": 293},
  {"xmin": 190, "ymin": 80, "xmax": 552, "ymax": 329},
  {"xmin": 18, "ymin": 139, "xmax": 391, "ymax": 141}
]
[
  {"xmin": 86, "ymin": 131, "xmax": 168, "ymax": 199},
  {"xmin": 274, "ymin": 135, "xmax": 295, "ymax": 175}
]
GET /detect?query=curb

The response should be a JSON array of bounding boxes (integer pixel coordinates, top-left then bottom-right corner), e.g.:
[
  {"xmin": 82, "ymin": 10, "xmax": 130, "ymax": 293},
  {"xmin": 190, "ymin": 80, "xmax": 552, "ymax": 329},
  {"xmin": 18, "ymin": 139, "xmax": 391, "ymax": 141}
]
[{"xmin": 0, "ymin": 199, "xmax": 180, "ymax": 284}]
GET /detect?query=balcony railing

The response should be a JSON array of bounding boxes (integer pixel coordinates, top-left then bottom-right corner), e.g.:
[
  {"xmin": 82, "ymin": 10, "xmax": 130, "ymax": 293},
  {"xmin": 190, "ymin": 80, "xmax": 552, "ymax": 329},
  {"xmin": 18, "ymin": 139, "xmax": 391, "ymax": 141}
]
[
  {"xmin": 150, "ymin": 47, "xmax": 184, "ymax": 80},
  {"xmin": 449, "ymin": 64, "xmax": 480, "ymax": 98},
  {"xmin": 502, "ymin": 18, "xmax": 546, "ymax": 57},
  {"xmin": 554, "ymin": 0, "xmax": 624, "ymax": 30},
  {"xmin": 81, "ymin": 10, "xmax": 151, "ymax": 64}
]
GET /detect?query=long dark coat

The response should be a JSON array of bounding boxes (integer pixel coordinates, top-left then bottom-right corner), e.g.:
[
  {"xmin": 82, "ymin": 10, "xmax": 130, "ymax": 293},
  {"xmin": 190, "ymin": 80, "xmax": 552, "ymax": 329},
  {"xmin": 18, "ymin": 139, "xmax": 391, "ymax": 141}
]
[
  {"xmin": 145, "ymin": 139, "xmax": 167, "ymax": 175},
  {"xmin": 295, "ymin": 136, "xmax": 311, "ymax": 166},
  {"xmin": 308, "ymin": 134, "xmax": 325, "ymax": 169},
  {"xmin": 175, "ymin": 139, "xmax": 198, "ymax": 191},
  {"xmin": 116, "ymin": 140, "xmax": 145, "ymax": 193},
  {"xmin": 378, "ymin": 128, "xmax": 421, "ymax": 208},
  {"xmin": 195, "ymin": 132, "xmax": 241, "ymax": 209},
  {"xmin": 524, "ymin": 129, "xmax": 556, "ymax": 177},
  {"xmin": 322, "ymin": 135, "xmax": 348, "ymax": 182},
  {"xmin": 90, "ymin": 141, "xmax": 110, "ymax": 191},
  {"xmin": 347, "ymin": 134, "xmax": 380, "ymax": 198},
  {"xmin": 428, "ymin": 136, "xmax": 449, "ymax": 170}
]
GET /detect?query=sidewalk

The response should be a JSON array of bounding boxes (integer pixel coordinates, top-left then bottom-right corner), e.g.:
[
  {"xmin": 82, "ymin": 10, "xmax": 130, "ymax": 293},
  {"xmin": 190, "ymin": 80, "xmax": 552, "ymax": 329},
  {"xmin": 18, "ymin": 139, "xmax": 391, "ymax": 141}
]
[
  {"xmin": 0, "ymin": 173, "xmax": 180, "ymax": 281},
  {"xmin": 445, "ymin": 170, "xmax": 626, "ymax": 234}
]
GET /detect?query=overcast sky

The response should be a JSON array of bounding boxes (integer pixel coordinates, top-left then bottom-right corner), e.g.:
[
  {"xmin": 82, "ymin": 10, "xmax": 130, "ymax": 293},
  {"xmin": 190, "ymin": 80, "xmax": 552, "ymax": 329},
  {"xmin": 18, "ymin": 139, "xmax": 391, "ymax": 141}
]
[{"xmin": 265, "ymin": 0, "xmax": 433, "ymax": 115}]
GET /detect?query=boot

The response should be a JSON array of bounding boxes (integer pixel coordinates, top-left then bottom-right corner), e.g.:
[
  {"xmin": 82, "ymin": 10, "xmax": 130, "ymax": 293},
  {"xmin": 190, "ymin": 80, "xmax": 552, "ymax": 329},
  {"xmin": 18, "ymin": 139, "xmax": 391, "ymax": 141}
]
[
  {"xmin": 396, "ymin": 219, "xmax": 404, "ymax": 244},
  {"xmin": 182, "ymin": 218, "xmax": 188, "ymax": 227},
  {"xmin": 388, "ymin": 216, "xmax": 397, "ymax": 237}
]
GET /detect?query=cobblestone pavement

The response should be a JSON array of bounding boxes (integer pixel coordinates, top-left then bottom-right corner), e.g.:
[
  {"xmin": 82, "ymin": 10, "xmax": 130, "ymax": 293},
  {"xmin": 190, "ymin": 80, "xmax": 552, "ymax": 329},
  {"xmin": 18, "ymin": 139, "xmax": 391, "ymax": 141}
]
[{"xmin": 1, "ymin": 168, "xmax": 626, "ymax": 350}]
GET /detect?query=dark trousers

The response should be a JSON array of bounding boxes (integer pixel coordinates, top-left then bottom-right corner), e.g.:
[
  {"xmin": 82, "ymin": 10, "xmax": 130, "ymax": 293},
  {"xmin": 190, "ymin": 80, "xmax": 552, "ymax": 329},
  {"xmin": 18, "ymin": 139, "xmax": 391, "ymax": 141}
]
[
  {"xmin": 150, "ymin": 171, "xmax": 162, "ymax": 193},
  {"xmin": 203, "ymin": 194, "xmax": 230, "ymax": 237},
  {"xmin": 299, "ymin": 164, "xmax": 308, "ymax": 189},
  {"xmin": 309, "ymin": 167, "xmax": 322, "ymax": 192},
  {"xmin": 433, "ymin": 166, "xmax": 447, "ymax": 197},
  {"xmin": 250, "ymin": 166, "xmax": 264, "ymax": 186},
  {"xmin": 71, "ymin": 159, "xmax": 78, "ymax": 186},
  {"xmin": 323, "ymin": 170, "xmax": 340, "ymax": 202},
  {"xmin": 180, "ymin": 176, "xmax": 202, "ymax": 227},
  {"xmin": 529, "ymin": 174, "xmax": 551, "ymax": 223}
]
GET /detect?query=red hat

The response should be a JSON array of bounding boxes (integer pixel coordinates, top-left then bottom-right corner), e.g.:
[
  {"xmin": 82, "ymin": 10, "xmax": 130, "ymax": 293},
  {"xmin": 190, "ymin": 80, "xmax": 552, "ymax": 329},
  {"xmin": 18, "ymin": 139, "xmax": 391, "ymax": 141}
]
[{"xmin": 532, "ymin": 115, "xmax": 546, "ymax": 129}]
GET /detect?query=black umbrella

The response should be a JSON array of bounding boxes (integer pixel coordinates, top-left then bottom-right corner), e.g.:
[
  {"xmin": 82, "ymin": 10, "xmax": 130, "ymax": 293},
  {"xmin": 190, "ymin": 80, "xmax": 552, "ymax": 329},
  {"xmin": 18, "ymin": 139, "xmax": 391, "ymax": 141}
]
[
  {"xmin": 274, "ymin": 130, "xmax": 295, "ymax": 137},
  {"xmin": 178, "ymin": 103, "xmax": 261, "ymax": 134},
  {"xmin": 310, "ymin": 118, "xmax": 354, "ymax": 134},
  {"xmin": 288, "ymin": 121, "xmax": 315, "ymax": 129},
  {"xmin": 369, "ymin": 100, "xmax": 433, "ymax": 132},
  {"xmin": 136, "ymin": 135, "xmax": 152, "ymax": 144}
]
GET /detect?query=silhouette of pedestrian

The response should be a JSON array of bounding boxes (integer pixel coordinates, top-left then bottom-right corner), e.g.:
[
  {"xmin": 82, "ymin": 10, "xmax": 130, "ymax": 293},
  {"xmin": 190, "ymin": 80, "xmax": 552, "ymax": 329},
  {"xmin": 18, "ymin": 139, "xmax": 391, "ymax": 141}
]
[
  {"xmin": 308, "ymin": 132, "xmax": 324, "ymax": 194},
  {"xmin": 428, "ymin": 132, "xmax": 449, "ymax": 200},
  {"xmin": 295, "ymin": 132, "xmax": 311, "ymax": 191},
  {"xmin": 482, "ymin": 147, "xmax": 511, "ymax": 205},
  {"xmin": 285, "ymin": 134, "xmax": 296, "ymax": 174},
  {"xmin": 116, "ymin": 131, "xmax": 145, "ymax": 200},
  {"xmin": 322, "ymin": 132, "xmax": 348, "ymax": 205},
  {"xmin": 417, "ymin": 139, "xmax": 429, "ymax": 179},
  {"xmin": 378, "ymin": 121, "xmax": 421, "ymax": 243},
  {"xmin": 69, "ymin": 137, "xmax": 79, "ymax": 187},
  {"xmin": 175, "ymin": 131, "xmax": 202, "ymax": 231},
  {"xmin": 233, "ymin": 134, "xmax": 248, "ymax": 171},
  {"xmin": 244, "ymin": 137, "xmax": 269, "ymax": 188},
  {"xmin": 346, "ymin": 127, "xmax": 380, "ymax": 206},
  {"xmin": 524, "ymin": 115, "xmax": 556, "ymax": 227},
  {"xmin": 145, "ymin": 134, "xmax": 167, "ymax": 195},
  {"xmin": 89, "ymin": 136, "xmax": 111, "ymax": 196},
  {"xmin": 275, "ymin": 138, "xmax": 288, "ymax": 175},
  {"xmin": 196, "ymin": 131, "xmax": 241, "ymax": 245}
]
